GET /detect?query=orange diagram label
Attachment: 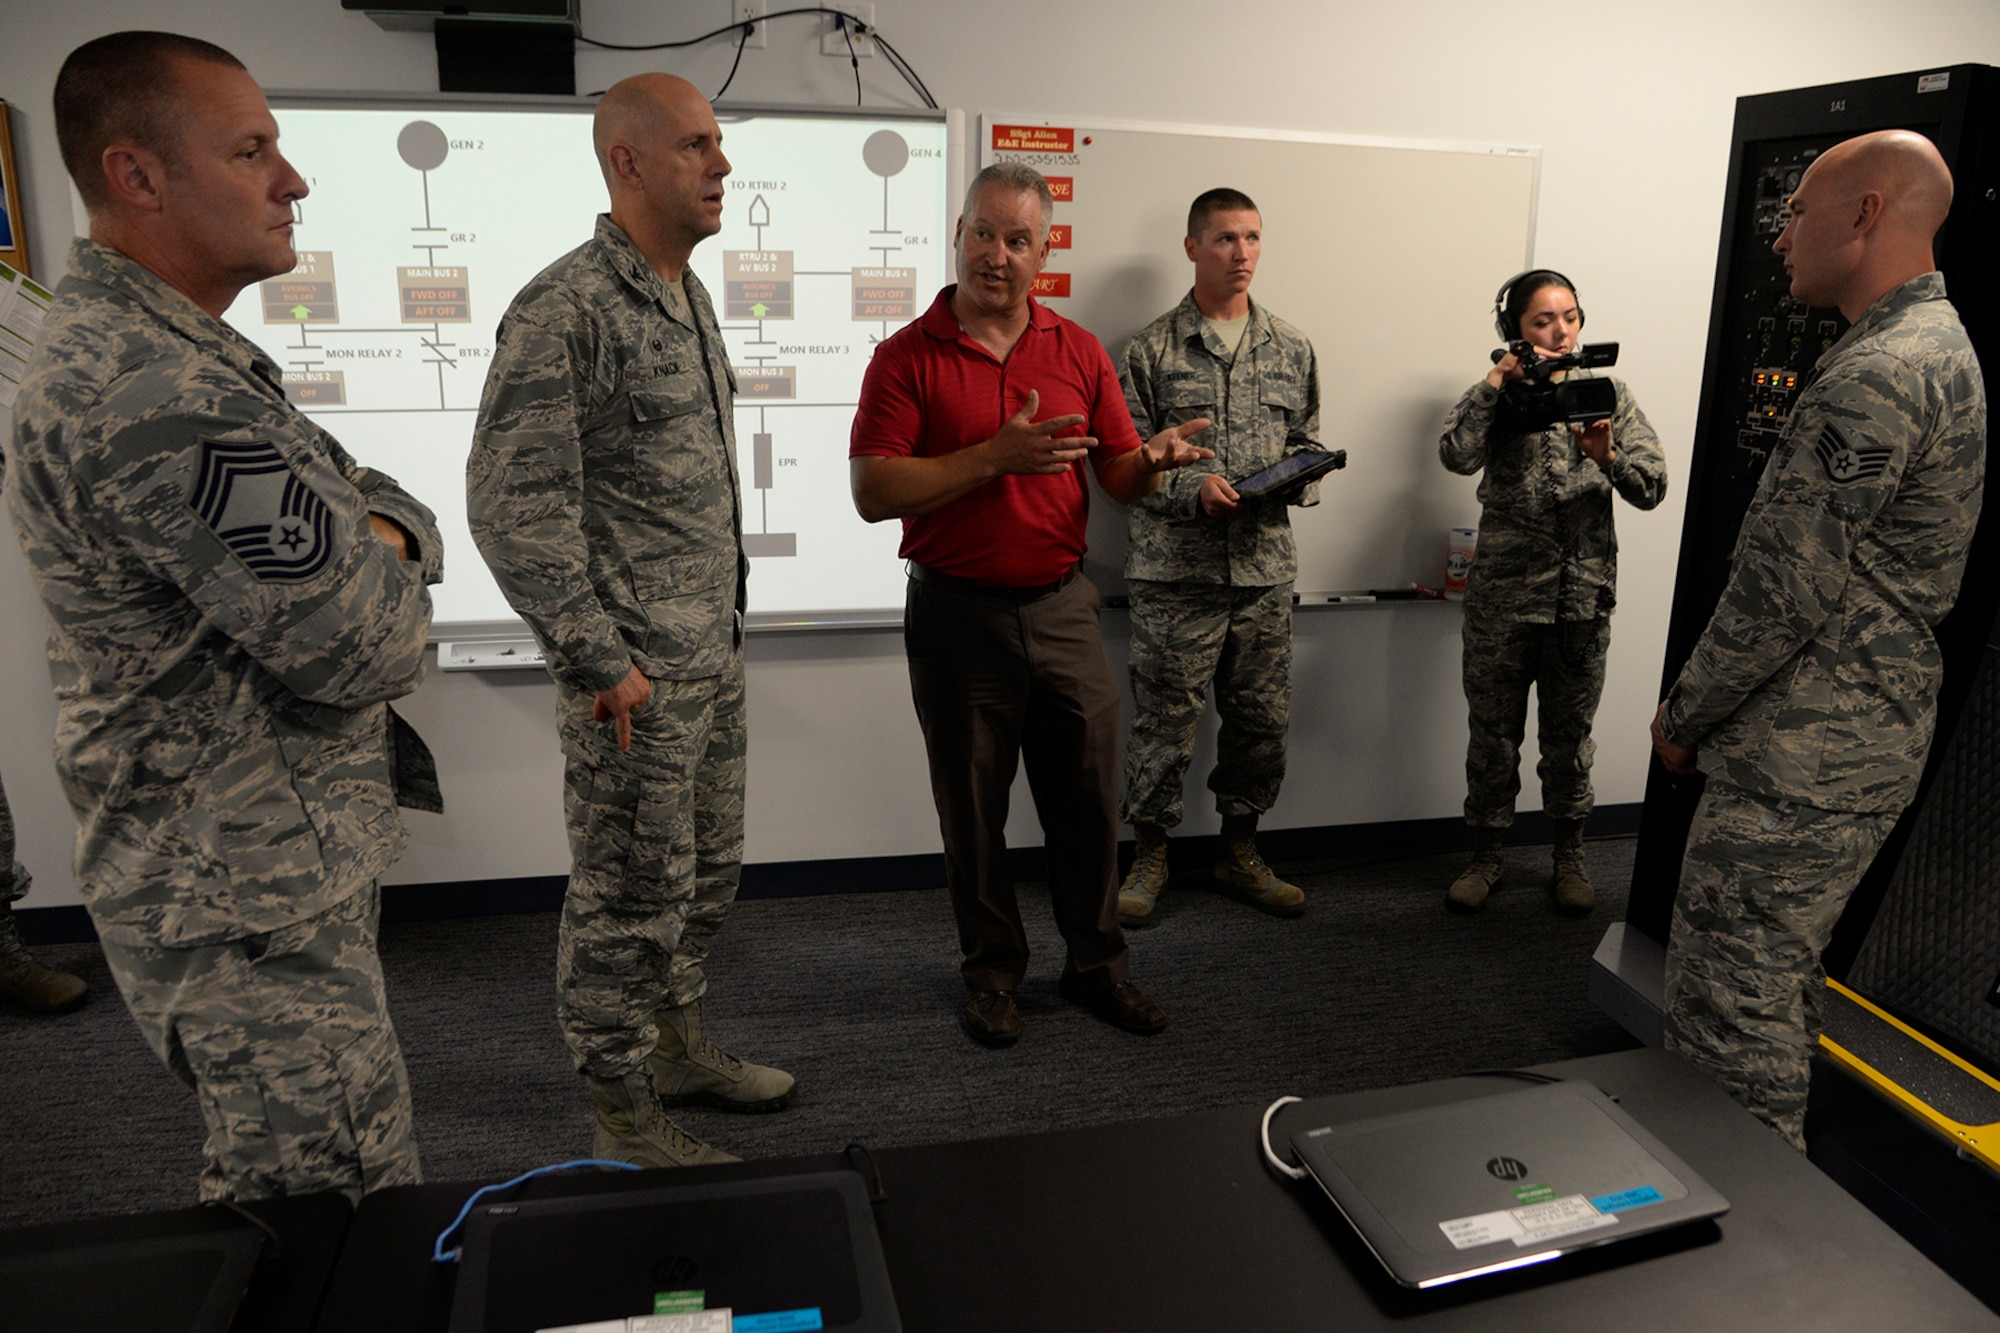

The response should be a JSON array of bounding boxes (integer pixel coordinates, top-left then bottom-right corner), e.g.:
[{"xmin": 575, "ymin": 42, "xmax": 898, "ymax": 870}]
[
  {"xmin": 1047, "ymin": 225, "xmax": 1072, "ymax": 249},
  {"xmin": 1046, "ymin": 176, "xmax": 1074, "ymax": 202},
  {"xmin": 1031, "ymin": 273, "xmax": 1071, "ymax": 298},
  {"xmin": 992, "ymin": 124, "xmax": 1075, "ymax": 152}
]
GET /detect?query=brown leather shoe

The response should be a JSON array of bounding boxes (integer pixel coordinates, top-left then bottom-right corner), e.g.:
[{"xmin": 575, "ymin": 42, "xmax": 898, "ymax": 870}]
[
  {"xmin": 963, "ymin": 989, "xmax": 1022, "ymax": 1046},
  {"xmin": 1057, "ymin": 972, "xmax": 1168, "ymax": 1035}
]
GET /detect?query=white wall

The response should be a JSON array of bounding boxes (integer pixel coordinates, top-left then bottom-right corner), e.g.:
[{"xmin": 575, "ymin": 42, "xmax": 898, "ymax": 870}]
[{"xmin": 5, "ymin": 1, "xmax": 1998, "ymax": 908}]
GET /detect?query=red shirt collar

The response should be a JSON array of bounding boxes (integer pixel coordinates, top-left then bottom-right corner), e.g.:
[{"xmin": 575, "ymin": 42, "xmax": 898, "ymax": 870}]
[{"xmin": 918, "ymin": 285, "xmax": 1062, "ymax": 342}]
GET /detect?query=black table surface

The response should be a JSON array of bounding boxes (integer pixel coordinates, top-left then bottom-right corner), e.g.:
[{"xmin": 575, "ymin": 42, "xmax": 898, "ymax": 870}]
[{"xmin": 318, "ymin": 1047, "xmax": 1999, "ymax": 1332}]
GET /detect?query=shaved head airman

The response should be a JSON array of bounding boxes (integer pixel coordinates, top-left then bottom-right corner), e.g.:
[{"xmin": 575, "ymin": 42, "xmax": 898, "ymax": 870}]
[{"xmin": 1776, "ymin": 129, "xmax": 1955, "ymax": 320}]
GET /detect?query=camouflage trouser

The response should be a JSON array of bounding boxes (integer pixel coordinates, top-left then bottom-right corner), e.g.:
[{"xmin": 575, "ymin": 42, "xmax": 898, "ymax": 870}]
[
  {"xmin": 1460, "ymin": 610, "xmax": 1610, "ymax": 828},
  {"xmin": 555, "ymin": 655, "xmax": 746, "ymax": 1077},
  {"xmin": 1122, "ymin": 579, "xmax": 1292, "ymax": 829},
  {"xmin": 98, "ymin": 881, "xmax": 421, "ymax": 1203},
  {"xmin": 1663, "ymin": 781, "xmax": 1895, "ymax": 1151},
  {"xmin": 0, "ymin": 770, "xmax": 26, "ymax": 907}
]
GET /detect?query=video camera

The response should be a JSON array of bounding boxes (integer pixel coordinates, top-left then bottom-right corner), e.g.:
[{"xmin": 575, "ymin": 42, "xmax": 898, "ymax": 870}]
[{"xmin": 1489, "ymin": 340, "xmax": 1620, "ymax": 426}]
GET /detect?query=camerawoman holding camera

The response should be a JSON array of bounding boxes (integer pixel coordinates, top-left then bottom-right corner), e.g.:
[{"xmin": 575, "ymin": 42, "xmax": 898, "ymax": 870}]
[{"xmin": 1438, "ymin": 270, "xmax": 1668, "ymax": 914}]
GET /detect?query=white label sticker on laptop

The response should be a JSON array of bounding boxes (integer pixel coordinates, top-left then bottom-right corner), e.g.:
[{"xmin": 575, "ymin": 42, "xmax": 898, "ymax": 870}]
[
  {"xmin": 626, "ymin": 1312, "xmax": 733, "ymax": 1333},
  {"xmin": 1510, "ymin": 1195, "xmax": 1618, "ymax": 1246},
  {"xmin": 1440, "ymin": 1195, "xmax": 1618, "ymax": 1250},
  {"xmin": 1439, "ymin": 1208, "xmax": 1525, "ymax": 1249}
]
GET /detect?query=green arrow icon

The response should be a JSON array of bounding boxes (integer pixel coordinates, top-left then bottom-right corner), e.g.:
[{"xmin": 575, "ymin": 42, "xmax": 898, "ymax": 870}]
[
  {"xmin": 291, "ymin": 304, "xmax": 312, "ymax": 320},
  {"xmin": 750, "ymin": 302, "xmax": 769, "ymax": 317}
]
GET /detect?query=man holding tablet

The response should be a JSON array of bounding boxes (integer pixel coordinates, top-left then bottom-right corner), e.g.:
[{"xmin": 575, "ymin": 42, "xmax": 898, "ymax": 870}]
[{"xmin": 1115, "ymin": 189, "xmax": 1327, "ymax": 926}]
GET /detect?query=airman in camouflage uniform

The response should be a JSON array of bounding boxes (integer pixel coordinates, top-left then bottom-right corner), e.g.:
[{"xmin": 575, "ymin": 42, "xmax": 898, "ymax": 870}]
[
  {"xmin": 468, "ymin": 74, "xmax": 792, "ymax": 1170},
  {"xmin": 5, "ymin": 33, "xmax": 440, "ymax": 1201},
  {"xmin": 1656, "ymin": 131, "xmax": 1985, "ymax": 1151},
  {"xmin": 1118, "ymin": 190, "xmax": 1322, "ymax": 925},
  {"xmin": 1440, "ymin": 271, "xmax": 1667, "ymax": 913}
]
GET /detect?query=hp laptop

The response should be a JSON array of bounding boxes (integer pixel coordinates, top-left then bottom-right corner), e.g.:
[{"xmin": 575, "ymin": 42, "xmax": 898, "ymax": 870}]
[
  {"xmin": 447, "ymin": 1169, "xmax": 900, "ymax": 1333},
  {"xmin": 1290, "ymin": 1079, "xmax": 1729, "ymax": 1289}
]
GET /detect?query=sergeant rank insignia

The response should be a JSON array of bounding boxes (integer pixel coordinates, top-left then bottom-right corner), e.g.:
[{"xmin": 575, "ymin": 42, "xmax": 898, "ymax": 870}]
[
  {"xmin": 189, "ymin": 439, "xmax": 336, "ymax": 581},
  {"xmin": 1813, "ymin": 422, "xmax": 1892, "ymax": 486}
]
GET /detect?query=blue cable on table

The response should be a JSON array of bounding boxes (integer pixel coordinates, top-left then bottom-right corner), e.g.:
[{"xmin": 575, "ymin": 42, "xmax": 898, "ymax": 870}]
[{"xmin": 432, "ymin": 1159, "xmax": 643, "ymax": 1262}]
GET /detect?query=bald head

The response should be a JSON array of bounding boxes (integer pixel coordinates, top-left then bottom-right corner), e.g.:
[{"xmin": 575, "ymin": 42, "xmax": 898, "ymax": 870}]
[
  {"xmin": 593, "ymin": 73, "xmax": 709, "ymax": 186},
  {"xmin": 593, "ymin": 73, "xmax": 731, "ymax": 279},
  {"xmin": 1776, "ymin": 129, "xmax": 1955, "ymax": 320},
  {"xmin": 1808, "ymin": 129, "xmax": 1953, "ymax": 241}
]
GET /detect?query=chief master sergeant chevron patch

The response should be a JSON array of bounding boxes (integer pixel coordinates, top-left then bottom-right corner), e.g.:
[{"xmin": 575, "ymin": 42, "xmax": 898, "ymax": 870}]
[{"xmin": 188, "ymin": 438, "xmax": 335, "ymax": 581}]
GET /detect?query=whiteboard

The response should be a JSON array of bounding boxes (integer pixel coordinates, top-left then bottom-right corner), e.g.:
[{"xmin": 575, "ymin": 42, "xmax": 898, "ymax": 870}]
[
  {"xmin": 982, "ymin": 115, "xmax": 1540, "ymax": 596},
  {"xmin": 217, "ymin": 97, "xmax": 951, "ymax": 632}
]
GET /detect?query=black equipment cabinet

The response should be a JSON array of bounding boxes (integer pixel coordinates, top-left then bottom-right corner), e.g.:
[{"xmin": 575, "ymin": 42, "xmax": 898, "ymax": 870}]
[{"xmin": 1627, "ymin": 64, "xmax": 2000, "ymax": 967}]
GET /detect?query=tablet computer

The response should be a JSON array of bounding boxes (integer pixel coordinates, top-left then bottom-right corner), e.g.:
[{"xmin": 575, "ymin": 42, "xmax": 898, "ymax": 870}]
[{"xmin": 1233, "ymin": 449, "xmax": 1346, "ymax": 500}]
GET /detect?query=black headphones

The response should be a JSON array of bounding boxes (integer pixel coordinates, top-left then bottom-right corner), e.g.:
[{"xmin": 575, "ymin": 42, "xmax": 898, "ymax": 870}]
[{"xmin": 1492, "ymin": 269, "xmax": 1583, "ymax": 341}]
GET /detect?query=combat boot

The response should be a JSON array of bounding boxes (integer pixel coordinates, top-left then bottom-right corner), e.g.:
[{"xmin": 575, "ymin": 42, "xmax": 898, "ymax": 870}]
[
  {"xmin": 0, "ymin": 899, "xmax": 87, "ymax": 1014},
  {"xmin": 1117, "ymin": 825, "xmax": 1171, "ymax": 927},
  {"xmin": 1213, "ymin": 816, "xmax": 1305, "ymax": 918},
  {"xmin": 587, "ymin": 1067, "xmax": 739, "ymax": 1168},
  {"xmin": 1551, "ymin": 818, "xmax": 1596, "ymax": 915},
  {"xmin": 649, "ymin": 999, "xmax": 795, "ymax": 1113},
  {"xmin": 1446, "ymin": 828, "xmax": 1505, "ymax": 912}
]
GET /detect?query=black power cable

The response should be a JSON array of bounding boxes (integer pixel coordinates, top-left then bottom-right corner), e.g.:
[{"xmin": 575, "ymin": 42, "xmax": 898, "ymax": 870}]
[
  {"xmin": 862, "ymin": 27, "xmax": 935, "ymax": 108},
  {"xmin": 576, "ymin": 7, "xmax": 938, "ymax": 109},
  {"xmin": 840, "ymin": 15, "xmax": 861, "ymax": 106},
  {"xmin": 713, "ymin": 26, "xmax": 753, "ymax": 103}
]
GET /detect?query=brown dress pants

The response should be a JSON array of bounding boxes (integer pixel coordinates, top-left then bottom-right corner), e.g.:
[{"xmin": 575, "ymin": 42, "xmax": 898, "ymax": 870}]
[{"xmin": 904, "ymin": 564, "xmax": 1130, "ymax": 993}]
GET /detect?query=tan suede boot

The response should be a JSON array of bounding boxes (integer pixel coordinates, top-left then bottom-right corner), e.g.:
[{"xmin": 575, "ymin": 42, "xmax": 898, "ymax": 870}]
[
  {"xmin": 1551, "ymin": 819, "xmax": 1596, "ymax": 915},
  {"xmin": 1213, "ymin": 816, "xmax": 1305, "ymax": 918},
  {"xmin": 587, "ymin": 1067, "xmax": 739, "ymax": 1167},
  {"xmin": 649, "ymin": 1000, "xmax": 795, "ymax": 1113},
  {"xmin": 1117, "ymin": 825, "xmax": 1171, "ymax": 927},
  {"xmin": 1446, "ymin": 828, "xmax": 1505, "ymax": 912},
  {"xmin": 0, "ymin": 901, "xmax": 87, "ymax": 1014}
]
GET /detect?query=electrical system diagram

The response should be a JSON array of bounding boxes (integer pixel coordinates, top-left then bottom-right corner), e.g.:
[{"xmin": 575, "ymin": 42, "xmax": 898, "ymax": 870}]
[{"xmin": 223, "ymin": 103, "xmax": 950, "ymax": 627}]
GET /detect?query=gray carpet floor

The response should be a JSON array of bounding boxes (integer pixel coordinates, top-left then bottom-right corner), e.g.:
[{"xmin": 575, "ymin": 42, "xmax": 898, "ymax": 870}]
[{"xmin": 0, "ymin": 835, "xmax": 1638, "ymax": 1230}]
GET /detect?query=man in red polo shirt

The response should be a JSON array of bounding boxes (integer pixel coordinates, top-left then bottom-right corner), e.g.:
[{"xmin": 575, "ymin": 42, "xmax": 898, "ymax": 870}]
[{"xmin": 850, "ymin": 162, "xmax": 1214, "ymax": 1046}]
